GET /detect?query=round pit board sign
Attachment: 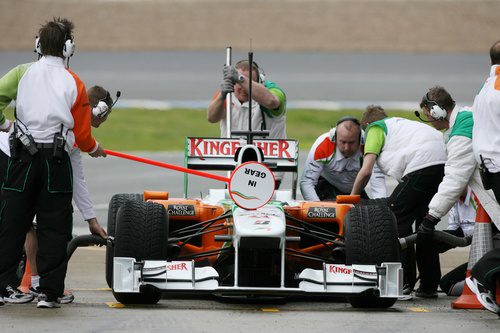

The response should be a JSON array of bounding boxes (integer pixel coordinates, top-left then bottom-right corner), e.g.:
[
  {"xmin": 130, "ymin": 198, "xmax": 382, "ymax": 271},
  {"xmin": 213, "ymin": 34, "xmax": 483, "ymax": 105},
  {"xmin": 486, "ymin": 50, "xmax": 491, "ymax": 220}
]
[{"xmin": 228, "ymin": 161, "xmax": 275, "ymax": 210}]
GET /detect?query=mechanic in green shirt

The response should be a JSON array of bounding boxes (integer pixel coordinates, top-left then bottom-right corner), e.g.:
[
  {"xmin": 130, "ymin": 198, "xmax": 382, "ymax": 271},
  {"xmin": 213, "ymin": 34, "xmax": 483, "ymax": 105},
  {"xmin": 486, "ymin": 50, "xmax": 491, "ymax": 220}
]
[
  {"xmin": 352, "ymin": 106, "xmax": 447, "ymax": 295},
  {"xmin": 208, "ymin": 60, "xmax": 287, "ymax": 187}
]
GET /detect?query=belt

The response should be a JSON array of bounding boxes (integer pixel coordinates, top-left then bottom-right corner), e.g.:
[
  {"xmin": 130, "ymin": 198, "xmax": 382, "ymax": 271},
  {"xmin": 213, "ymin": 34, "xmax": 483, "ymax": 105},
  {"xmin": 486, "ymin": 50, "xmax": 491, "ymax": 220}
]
[{"xmin": 35, "ymin": 143, "xmax": 54, "ymax": 149}]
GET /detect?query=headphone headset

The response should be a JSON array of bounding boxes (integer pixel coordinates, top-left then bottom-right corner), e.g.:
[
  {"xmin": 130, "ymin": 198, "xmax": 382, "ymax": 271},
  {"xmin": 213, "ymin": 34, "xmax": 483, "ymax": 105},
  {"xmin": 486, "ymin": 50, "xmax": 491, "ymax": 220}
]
[
  {"xmin": 329, "ymin": 116, "xmax": 363, "ymax": 144},
  {"xmin": 421, "ymin": 93, "xmax": 447, "ymax": 121},
  {"xmin": 55, "ymin": 22, "xmax": 75, "ymax": 59},
  {"xmin": 34, "ymin": 36, "xmax": 42, "ymax": 57},
  {"xmin": 235, "ymin": 60, "xmax": 266, "ymax": 84},
  {"xmin": 92, "ymin": 90, "xmax": 121, "ymax": 118},
  {"xmin": 33, "ymin": 22, "xmax": 75, "ymax": 59}
]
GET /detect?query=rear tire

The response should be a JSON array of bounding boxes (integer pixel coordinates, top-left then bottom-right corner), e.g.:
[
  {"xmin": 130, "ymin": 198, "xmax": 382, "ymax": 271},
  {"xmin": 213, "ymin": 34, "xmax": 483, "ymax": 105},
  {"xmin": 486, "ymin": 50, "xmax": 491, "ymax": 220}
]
[
  {"xmin": 105, "ymin": 193, "xmax": 143, "ymax": 288},
  {"xmin": 344, "ymin": 205, "xmax": 400, "ymax": 308},
  {"xmin": 112, "ymin": 200, "xmax": 168, "ymax": 304}
]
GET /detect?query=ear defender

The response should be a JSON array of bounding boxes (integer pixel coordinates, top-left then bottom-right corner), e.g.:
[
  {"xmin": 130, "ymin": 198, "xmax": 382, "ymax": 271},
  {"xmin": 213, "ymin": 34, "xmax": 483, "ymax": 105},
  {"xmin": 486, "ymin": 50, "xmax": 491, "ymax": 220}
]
[
  {"xmin": 423, "ymin": 93, "xmax": 447, "ymax": 120},
  {"xmin": 258, "ymin": 67, "xmax": 266, "ymax": 84},
  {"xmin": 62, "ymin": 38, "xmax": 75, "ymax": 58},
  {"xmin": 34, "ymin": 36, "xmax": 42, "ymax": 55},
  {"xmin": 429, "ymin": 103, "xmax": 447, "ymax": 120},
  {"xmin": 92, "ymin": 101, "xmax": 109, "ymax": 118}
]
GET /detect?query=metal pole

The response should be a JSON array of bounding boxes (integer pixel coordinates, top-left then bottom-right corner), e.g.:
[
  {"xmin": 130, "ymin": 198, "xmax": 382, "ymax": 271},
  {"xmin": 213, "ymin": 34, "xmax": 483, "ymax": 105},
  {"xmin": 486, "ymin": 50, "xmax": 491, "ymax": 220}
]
[
  {"xmin": 247, "ymin": 52, "xmax": 253, "ymax": 144},
  {"xmin": 225, "ymin": 47, "xmax": 232, "ymax": 138}
]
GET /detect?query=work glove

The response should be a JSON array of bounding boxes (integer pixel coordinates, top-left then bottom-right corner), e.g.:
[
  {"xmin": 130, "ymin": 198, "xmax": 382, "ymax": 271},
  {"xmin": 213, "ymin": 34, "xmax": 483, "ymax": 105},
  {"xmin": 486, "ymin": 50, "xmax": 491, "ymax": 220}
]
[
  {"xmin": 416, "ymin": 214, "xmax": 439, "ymax": 243},
  {"xmin": 219, "ymin": 78, "xmax": 234, "ymax": 100},
  {"xmin": 223, "ymin": 65, "xmax": 243, "ymax": 84}
]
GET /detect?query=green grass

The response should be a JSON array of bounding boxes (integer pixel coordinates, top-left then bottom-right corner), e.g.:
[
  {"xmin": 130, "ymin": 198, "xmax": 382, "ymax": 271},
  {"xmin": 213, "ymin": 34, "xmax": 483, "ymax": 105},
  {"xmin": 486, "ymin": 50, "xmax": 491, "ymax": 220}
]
[{"xmin": 4, "ymin": 108, "xmax": 416, "ymax": 151}]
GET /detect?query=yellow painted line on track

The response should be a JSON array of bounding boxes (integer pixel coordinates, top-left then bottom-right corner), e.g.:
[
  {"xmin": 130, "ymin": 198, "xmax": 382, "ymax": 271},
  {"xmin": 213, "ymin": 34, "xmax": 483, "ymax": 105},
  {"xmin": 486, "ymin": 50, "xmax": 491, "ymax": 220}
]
[
  {"xmin": 261, "ymin": 308, "xmax": 280, "ymax": 312},
  {"xmin": 72, "ymin": 288, "xmax": 111, "ymax": 291},
  {"xmin": 408, "ymin": 307, "xmax": 430, "ymax": 312},
  {"xmin": 106, "ymin": 302, "xmax": 125, "ymax": 308}
]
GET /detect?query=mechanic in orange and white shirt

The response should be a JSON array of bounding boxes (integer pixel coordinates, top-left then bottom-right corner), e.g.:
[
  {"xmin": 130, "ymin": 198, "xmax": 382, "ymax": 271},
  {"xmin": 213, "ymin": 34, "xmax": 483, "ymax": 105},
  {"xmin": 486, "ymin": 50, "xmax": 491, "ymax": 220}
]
[
  {"xmin": 300, "ymin": 111, "xmax": 387, "ymax": 201},
  {"xmin": 0, "ymin": 18, "xmax": 106, "ymax": 308}
]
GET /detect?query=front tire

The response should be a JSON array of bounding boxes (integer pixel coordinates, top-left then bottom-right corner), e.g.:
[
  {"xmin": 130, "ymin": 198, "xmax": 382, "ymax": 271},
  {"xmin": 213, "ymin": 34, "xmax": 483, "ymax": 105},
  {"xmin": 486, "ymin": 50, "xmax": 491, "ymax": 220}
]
[
  {"xmin": 112, "ymin": 200, "xmax": 168, "ymax": 304},
  {"xmin": 344, "ymin": 204, "xmax": 400, "ymax": 308},
  {"xmin": 105, "ymin": 193, "xmax": 143, "ymax": 288}
]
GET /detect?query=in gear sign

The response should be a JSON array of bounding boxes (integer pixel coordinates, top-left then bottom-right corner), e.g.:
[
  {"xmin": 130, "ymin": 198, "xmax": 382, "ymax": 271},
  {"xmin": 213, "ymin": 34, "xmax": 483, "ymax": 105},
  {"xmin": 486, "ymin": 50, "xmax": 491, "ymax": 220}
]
[{"xmin": 229, "ymin": 161, "xmax": 275, "ymax": 210}]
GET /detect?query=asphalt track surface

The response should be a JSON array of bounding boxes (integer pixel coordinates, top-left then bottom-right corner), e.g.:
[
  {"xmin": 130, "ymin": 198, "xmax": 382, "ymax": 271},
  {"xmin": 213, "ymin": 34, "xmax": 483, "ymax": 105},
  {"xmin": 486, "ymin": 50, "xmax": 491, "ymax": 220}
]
[
  {"xmin": 0, "ymin": 51, "xmax": 489, "ymax": 106},
  {"xmin": 1, "ymin": 247, "xmax": 498, "ymax": 332},
  {"xmin": 1, "ymin": 52, "xmax": 499, "ymax": 330}
]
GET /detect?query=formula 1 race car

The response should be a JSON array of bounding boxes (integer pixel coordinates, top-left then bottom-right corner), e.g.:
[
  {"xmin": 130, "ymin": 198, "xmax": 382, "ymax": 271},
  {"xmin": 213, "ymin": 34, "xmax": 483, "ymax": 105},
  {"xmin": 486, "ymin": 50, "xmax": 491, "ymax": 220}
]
[{"xmin": 104, "ymin": 136, "xmax": 403, "ymax": 308}]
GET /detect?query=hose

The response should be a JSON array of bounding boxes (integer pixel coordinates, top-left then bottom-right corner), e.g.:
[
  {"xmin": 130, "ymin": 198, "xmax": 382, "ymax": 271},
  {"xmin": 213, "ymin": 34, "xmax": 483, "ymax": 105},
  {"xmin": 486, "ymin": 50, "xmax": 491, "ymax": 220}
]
[
  {"xmin": 400, "ymin": 230, "xmax": 472, "ymax": 250},
  {"xmin": 67, "ymin": 234, "xmax": 107, "ymax": 261}
]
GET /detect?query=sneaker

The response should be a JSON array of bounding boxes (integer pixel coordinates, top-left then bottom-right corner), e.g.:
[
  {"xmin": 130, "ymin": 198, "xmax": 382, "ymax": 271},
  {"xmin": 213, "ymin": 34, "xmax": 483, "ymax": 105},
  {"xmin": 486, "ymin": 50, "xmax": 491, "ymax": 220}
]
[
  {"xmin": 415, "ymin": 288, "xmax": 438, "ymax": 298},
  {"xmin": 36, "ymin": 293, "xmax": 61, "ymax": 308},
  {"xmin": 60, "ymin": 291, "xmax": 74, "ymax": 304},
  {"xmin": 402, "ymin": 284, "xmax": 414, "ymax": 295},
  {"xmin": 0, "ymin": 296, "xmax": 4, "ymax": 306},
  {"xmin": 466, "ymin": 277, "xmax": 500, "ymax": 314},
  {"xmin": 3, "ymin": 286, "xmax": 34, "ymax": 304},
  {"xmin": 29, "ymin": 286, "xmax": 40, "ymax": 297}
]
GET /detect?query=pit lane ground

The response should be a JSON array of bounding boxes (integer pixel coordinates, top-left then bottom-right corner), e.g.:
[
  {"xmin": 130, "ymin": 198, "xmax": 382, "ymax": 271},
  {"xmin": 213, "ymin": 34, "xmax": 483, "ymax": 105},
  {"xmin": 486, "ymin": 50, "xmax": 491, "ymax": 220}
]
[
  {"xmin": 2, "ymin": 152, "xmax": 499, "ymax": 331},
  {"xmin": 1, "ymin": 247, "xmax": 498, "ymax": 332}
]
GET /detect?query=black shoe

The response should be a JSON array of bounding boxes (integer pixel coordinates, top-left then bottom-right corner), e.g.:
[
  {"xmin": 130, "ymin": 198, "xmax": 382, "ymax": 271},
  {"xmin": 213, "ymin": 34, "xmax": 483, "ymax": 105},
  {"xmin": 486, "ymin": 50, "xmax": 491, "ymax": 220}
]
[
  {"xmin": 415, "ymin": 288, "xmax": 438, "ymax": 298},
  {"xmin": 37, "ymin": 293, "xmax": 61, "ymax": 308},
  {"xmin": 402, "ymin": 284, "xmax": 414, "ymax": 295}
]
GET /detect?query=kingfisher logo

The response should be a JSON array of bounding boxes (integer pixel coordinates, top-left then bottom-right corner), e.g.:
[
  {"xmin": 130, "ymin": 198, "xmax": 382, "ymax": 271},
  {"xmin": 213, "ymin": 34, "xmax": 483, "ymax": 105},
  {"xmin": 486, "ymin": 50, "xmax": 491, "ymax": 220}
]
[
  {"xmin": 188, "ymin": 138, "xmax": 293, "ymax": 158},
  {"xmin": 329, "ymin": 265, "xmax": 352, "ymax": 275},
  {"xmin": 166, "ymin": 263, "xmax": 188, "ymax": 271}
]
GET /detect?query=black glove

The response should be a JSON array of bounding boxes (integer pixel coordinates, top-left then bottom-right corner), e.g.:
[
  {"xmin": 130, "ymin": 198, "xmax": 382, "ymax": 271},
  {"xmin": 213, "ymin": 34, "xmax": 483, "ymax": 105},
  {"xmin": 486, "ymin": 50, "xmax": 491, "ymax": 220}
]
[
  {"xmin": 219, "ymin": 78, "xmax": 234, "ymax": 100},
  {"xmin": 417, "ymin": 214, "xmax": 440, "ymax": 242}
]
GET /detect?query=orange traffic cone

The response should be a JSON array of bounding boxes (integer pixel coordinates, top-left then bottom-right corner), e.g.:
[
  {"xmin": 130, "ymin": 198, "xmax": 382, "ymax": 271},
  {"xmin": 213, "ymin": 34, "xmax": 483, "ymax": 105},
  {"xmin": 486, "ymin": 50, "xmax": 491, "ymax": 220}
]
[
  {"xmin": 452, "ymin": 201, "xmax": 494, "ymax": 309},
  {"xmin": 18, "ymin": 259, "xmax": 31, "ymax": 293}
]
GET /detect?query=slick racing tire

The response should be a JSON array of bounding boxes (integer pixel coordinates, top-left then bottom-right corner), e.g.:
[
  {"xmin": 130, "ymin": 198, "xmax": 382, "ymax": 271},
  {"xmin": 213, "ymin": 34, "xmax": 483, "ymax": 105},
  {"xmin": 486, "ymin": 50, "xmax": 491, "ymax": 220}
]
[
  {"xmin": 112, "ymin": 200, "xmax": 168, "ymax": 305},
  {"xmin": 344, "ymin": 204, "xmax": 400, "ymax": 308},
  {"xmin": 106, "ymin": 193, "xmax": 143, "ymax": 288}
]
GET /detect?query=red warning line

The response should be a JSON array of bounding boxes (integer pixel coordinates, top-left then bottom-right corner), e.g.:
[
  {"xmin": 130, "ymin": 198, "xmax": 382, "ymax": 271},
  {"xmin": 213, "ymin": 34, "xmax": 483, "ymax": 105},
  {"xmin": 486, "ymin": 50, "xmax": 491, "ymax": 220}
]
[{"xmin": 105, "ymin": 149, "xmax": 230, "ymax": 183}]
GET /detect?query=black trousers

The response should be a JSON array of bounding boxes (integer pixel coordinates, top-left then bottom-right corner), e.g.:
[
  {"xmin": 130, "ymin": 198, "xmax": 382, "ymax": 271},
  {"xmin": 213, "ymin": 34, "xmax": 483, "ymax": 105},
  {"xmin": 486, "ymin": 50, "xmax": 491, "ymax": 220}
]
[
  {"xmin": 388, "ymin": 164, "xmax": 445, "ymax": 289},
  {"xmin": 471, "ymin": 248, "xmax": 500, "ymax": 293},
  {"xmin": 0, "ymin": 148, "xmax": 73, "ymax": 300},
  {"xmin": 417, "ymin": 228, "xmax": 464, "ymax": 292},
  {"xmin": 481, "ymin": 171, "xmax": 500, "ymax": 204},
  {"xmin": 315, "ymin": 176, "xmax": 369, "ymax": 201},
  {"xmin": 440, "ymin": 262, "xmax": 468, "ymax": 295}
]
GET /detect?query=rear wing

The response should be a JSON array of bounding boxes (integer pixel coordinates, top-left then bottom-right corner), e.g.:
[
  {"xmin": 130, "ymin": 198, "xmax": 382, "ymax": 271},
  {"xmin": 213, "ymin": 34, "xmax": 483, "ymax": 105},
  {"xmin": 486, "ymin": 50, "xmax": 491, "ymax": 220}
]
[{"xmin": 184, "ymin": 137, "xmax": 299, "ymax": 198}]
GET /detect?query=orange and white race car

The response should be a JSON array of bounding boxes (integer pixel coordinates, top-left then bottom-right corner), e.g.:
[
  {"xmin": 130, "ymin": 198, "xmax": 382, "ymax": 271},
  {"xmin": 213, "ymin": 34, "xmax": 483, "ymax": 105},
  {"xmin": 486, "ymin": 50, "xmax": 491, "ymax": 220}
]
[{"xmin": 103, "ymin": 136, "xmax": 403, "ymax": 308}]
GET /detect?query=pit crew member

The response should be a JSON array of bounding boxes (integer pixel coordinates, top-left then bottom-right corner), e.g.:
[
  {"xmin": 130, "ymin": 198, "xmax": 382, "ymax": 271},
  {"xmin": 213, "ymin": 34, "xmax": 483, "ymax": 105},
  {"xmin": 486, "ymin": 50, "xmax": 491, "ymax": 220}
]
[
  {"xmin": 300, "ymin": 112, "xmax": 386, "ymax": 201},
  {"xmin": 415, "ymin": 86, "xmax": 500, "ymax": 297},
  {"xmin": 472, "ymin": 40, "xmax": 500, "ymax": 202},
  {"xmin": 2, "ymin": 85, "xmax": 113, "ymax": 305},
  {"xmin": 207, "ymin": 60, "xmax": 286, "ymax": 187},
  {"xmin": 0, "ymin": 18, "xmax": 106, "ymax": 308},
  {"xmin": 350, "ymin": 106, "xmax": 447, "ymax": 294}
]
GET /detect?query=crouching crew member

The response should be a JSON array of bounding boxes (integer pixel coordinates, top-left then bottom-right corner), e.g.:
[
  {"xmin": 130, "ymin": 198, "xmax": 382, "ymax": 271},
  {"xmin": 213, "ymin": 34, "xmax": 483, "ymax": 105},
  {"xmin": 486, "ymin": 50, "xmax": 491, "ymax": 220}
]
[
  {"xmin": 351, "ymin": 106, "xmax": 447, "ymax": 294},
  {"xmin": 300, "ymin": 112, "xmax": 386, "ymax": 201}
]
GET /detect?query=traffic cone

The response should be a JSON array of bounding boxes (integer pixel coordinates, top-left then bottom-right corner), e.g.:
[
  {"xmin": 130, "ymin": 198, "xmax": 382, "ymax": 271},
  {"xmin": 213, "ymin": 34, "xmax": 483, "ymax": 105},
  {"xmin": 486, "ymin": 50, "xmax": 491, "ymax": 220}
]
[
  {"xmin": 452, "ymin": 201, "xmax": 494, "ymax": 309},
  {"xmin": 18, "ymin": 259, "xmax": 31, "ymax": 293}
]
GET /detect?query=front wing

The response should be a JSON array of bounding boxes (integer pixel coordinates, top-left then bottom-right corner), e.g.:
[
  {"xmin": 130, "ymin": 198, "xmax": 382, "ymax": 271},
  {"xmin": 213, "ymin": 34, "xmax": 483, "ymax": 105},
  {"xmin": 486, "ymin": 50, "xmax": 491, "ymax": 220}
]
[{"xmin": 113, "ymin": 258, "xmax": 402, "ymax": 297}]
